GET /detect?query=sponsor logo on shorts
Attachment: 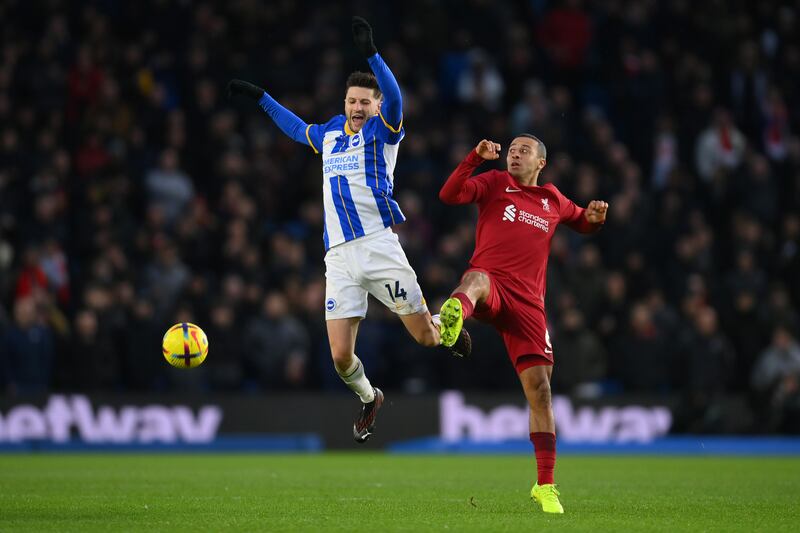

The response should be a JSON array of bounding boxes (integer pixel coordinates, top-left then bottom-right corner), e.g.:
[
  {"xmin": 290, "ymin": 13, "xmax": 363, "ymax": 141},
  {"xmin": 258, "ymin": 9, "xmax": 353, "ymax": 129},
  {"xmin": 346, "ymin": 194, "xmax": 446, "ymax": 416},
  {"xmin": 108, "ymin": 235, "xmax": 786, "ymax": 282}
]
[{"xmin": 326, "ymin": 298, "xmax": 337, "ymax": 311}]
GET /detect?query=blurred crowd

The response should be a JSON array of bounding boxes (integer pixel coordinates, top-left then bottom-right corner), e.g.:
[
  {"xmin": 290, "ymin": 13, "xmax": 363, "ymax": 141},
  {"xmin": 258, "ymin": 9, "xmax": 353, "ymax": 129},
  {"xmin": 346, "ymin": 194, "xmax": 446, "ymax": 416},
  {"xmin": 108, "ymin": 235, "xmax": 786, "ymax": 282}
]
[{"xmin": 1, "ymin": 0, "xmax": 800, "ymax": 432}]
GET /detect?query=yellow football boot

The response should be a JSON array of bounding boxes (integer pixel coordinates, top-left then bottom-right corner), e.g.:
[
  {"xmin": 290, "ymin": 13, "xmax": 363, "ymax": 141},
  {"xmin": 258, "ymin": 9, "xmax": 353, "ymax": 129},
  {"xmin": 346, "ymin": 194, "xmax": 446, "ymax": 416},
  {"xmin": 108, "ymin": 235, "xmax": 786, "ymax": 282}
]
[
  {"xmin": 531, "ymin": 483, "xmax": 564, "ymax": 514},
  {"xmin": 438, "ymin": 297, "xmax": 464, "ymax": 348}
]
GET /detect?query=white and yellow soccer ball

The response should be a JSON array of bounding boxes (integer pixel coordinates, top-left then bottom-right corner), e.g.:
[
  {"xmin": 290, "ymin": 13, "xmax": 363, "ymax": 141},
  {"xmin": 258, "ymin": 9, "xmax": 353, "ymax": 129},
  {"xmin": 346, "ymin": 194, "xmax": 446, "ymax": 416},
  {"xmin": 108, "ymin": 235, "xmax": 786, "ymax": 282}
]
[{"xmin": 162, "ymin": 323, "xmax": 209, "ymax": 368}]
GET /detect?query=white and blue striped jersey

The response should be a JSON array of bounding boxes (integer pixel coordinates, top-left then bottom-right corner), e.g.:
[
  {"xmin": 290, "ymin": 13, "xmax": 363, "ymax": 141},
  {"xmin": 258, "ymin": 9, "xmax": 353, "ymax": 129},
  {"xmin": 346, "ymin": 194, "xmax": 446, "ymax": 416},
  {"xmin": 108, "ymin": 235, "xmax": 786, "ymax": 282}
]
[
  {"xmin": 305, "ymin": 114, "xmax": 406, "ymax": 250},
  {"xmin": 256, "ymin": 53, "xmax": 405, "ymax": 250}
]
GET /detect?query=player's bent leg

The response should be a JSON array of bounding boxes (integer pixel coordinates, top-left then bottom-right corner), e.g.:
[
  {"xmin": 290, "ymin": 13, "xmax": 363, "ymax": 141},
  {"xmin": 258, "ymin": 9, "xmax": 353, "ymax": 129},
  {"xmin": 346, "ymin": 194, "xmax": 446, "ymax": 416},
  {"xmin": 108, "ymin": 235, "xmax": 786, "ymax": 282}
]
[
  {"xmin": 398, "ymin": 310, "xmax": 440, "ymax": 347},
  {"xmin": 452, "ymin": 270, "xmax": 492, "ymax": 307},
  {"xmin": 441, "ymin": 271, "xmax": 492, "ymax": 345},
  {"xmin": 439, "ymin": 270, "xmax": 490, "ymax": 352}
]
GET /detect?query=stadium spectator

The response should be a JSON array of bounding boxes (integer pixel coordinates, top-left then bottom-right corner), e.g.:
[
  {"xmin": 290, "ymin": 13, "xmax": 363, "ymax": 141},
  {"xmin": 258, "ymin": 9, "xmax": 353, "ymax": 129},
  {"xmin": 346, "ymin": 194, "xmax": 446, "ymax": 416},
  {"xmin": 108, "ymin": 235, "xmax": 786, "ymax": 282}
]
[
  {"xmin": 723, "ymin": 290, "xmax": 768, "ymax": 389},
  {"xmin": 243, "ymin": 291, "xmax": 310, "ymax": 389},
  {"xmin": 14, "ymin": 247, "xmax": 48, "ymax": 301},
  {"xmin": 614, "ymin": 302, "xmax": 672, "ymax": 393},
  {"xmin": 456, "ymin": 49, "xmax": 506, "ymax": 112},
  {"xmin": 145, "ymin": 148, "xmax": 195, "ymax": 226},
  {"xmin": 1, "ymin": 297, "xmax": 55, "ymax": 396},
  {"xmin": 695, "ymin": 109, "xmax": 747, "ymax": 181},
  {"xmin": 536, "ymin": 0, "xmax": 592, "ymax": 73},
  {"xmin": 751, "ymin": 325, "xmax": 800, "ymax": 433},
  {"xmin": 65, "ymin": 308, "xmax": 118, "ymax": 390},
  {"xmin": 681, "ymin": 306, "xmax": 736, "ymax": 432},
  {"xmin": 551, "ymin": 308, "xmax": 606, "ymax": 398},
  {"xmin": 142, "ymin": 239, "xmax": 190, "ymax": 320},
  {"xmin": 203, "ymin": 302, "xmax": 245, "ymax": 391}
]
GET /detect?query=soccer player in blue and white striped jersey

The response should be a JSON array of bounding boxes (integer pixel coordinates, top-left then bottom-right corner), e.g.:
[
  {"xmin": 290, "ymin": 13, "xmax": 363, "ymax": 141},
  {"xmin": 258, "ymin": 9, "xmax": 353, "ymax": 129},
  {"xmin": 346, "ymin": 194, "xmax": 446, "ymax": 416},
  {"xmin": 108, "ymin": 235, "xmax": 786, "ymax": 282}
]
[{"xmin": 228, "ymin": 17, "xmax": 470, "ymax": 443}]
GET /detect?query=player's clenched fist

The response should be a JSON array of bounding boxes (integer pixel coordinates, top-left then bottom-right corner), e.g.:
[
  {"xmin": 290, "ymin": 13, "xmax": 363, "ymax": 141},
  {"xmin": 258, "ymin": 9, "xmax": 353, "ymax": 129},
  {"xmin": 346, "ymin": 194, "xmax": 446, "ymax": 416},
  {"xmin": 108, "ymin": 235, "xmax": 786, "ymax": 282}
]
[
  {"xmin": 584, "ymin": 200, "xmax": 609, "ymax": 224},
  {"xmin": 352, "ymin": 16, "xmax": 378, "ymax": 58},
  {"xmin": 227, "ymin": 79, "xmax": 265, "ymax": 101},
  {"xmin": 476, "ymin": 139, "xmax": 501, "ymax": 160}
]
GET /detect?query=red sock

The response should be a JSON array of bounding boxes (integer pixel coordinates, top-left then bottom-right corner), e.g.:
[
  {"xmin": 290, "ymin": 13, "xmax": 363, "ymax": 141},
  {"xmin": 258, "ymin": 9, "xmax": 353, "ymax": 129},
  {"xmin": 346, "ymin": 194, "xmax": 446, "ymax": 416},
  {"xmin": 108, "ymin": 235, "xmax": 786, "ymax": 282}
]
[
  {"xmin": 452, "ymin": 292, "xmax": 474, "ymax": 320},
  {"xmin": 530, "ymin": 432, "xmax": 556, "ymax": 485}
]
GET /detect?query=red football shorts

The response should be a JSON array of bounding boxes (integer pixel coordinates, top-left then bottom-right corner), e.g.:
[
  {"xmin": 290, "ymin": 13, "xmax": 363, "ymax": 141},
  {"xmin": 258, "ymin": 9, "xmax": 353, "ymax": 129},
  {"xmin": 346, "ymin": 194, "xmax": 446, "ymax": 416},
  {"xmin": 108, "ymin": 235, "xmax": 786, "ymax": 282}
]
[{"xmin": 465, "ymin": 268, "xmax": 553, "ymax": 374}]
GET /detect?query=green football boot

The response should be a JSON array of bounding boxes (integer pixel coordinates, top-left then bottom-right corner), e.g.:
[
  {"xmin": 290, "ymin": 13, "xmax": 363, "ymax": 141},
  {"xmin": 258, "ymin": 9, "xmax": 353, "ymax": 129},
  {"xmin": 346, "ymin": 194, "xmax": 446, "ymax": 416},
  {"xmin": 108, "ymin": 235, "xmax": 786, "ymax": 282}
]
[
  {"xmin": 438, "ymin": 297, "xmax": 464, "ymax": 348},
  {"xmin": 531, "ymin": 483, "xmax": 564, "ymax": 514}
]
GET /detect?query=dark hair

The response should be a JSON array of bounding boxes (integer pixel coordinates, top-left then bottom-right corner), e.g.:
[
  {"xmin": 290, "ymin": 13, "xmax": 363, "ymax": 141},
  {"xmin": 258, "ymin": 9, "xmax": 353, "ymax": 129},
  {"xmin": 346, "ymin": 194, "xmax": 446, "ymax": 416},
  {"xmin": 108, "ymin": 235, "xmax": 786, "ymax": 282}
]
[
  {"xmin": 346, "ymin": 71, "xmax": 381, "ymax": 99},
  {"xmin": 514, "ymin": 133, "xmax": 547, "ymax": 159}
]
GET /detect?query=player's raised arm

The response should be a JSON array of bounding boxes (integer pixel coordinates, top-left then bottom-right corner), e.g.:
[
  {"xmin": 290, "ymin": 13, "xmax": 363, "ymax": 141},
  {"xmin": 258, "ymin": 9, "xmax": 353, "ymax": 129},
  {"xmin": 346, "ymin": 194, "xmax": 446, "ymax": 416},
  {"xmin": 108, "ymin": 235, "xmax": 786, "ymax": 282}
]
[
  {"xmin": 558, "ymin": 193, "xmax": 608, "ymax": 233},
  {"xmin": 227, "ymin": 79, "xmax": 321, "ymax": 154},
  {"xmin": 352, "ymin": 16, "xmax": 402, "ymax": 131},
  {"xmin": 439, "ymin": 140, "xmax": 500, "ymax": 205}
]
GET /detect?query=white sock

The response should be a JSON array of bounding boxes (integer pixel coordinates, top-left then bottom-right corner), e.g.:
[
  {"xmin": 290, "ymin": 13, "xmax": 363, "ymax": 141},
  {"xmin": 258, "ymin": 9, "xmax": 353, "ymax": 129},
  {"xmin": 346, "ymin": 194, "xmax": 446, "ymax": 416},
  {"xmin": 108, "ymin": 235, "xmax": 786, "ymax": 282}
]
[{"xmin": 337, "ymin": 355, "xmax": 375, "ymax": 403}]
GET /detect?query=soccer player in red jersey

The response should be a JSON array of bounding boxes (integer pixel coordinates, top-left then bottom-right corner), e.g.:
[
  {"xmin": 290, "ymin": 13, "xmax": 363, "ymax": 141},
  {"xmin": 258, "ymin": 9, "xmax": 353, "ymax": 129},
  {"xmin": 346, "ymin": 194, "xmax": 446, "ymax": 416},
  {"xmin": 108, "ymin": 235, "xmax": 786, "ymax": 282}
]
[{"xmin": 437, "ymin": 135, "xmax": 608, "ymax": 513}]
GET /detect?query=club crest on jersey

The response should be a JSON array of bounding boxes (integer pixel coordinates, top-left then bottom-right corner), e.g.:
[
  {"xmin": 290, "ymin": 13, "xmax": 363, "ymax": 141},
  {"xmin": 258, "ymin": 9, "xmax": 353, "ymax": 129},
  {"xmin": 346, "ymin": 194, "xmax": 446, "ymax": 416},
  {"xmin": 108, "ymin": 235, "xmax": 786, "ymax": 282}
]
[
  {"xmin": 332, "ymin": 132, "xmax": 363, "ymax": 153},
  {"xmin": 541, "ymin": 198, "xmax": 550, "ymax": 212},
  {"xmin": 326, "ymin": 298, "xmax": 337, "ymax": 311},
  {"xmin": 502, "ymin": 204, "xmax": 517, "ymax": 222}
]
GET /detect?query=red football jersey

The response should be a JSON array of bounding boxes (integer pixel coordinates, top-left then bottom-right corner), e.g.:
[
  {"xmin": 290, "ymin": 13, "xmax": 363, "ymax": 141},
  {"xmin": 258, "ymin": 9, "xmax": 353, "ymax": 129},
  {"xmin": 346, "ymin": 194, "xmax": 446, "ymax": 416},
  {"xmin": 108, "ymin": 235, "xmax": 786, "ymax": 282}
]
[{"xmin": 440, "ymin": 150, "xmax": 601, "ymax": 308}]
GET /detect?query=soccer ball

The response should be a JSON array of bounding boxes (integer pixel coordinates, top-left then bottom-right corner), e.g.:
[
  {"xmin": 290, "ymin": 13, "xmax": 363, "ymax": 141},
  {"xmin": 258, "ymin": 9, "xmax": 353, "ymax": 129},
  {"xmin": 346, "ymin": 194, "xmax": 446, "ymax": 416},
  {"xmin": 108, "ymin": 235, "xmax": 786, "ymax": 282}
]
[{"xmin": 162, "ymin": 323, "xmax": 209, "ymax": 368}]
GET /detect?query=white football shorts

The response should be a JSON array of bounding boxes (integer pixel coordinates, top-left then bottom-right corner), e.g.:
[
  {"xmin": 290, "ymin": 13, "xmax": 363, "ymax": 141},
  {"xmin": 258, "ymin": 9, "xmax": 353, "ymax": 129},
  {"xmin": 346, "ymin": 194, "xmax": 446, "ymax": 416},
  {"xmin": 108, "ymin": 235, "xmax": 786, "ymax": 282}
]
[{"xmin": 324, "ymin": 228, "xmax": 428, "ymax": 320}]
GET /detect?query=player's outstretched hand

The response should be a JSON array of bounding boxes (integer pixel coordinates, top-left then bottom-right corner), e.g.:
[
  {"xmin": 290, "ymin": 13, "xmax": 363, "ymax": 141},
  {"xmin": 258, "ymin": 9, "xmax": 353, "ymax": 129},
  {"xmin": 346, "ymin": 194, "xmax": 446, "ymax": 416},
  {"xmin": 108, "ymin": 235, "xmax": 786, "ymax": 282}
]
[
  {"xmin": 584, "ymin": 200, "xmax": 609, "ymax": 224},
  {"xmin": 475, "ymin": 139, "xmax": 501, "ymax": 160},
  {"xmin": 352, "ymin": 16, "xmax": 378, "ymax": 58},
  {"xmin": 227, "ymin": 79, "xmax": 265, "ymax": 101}
]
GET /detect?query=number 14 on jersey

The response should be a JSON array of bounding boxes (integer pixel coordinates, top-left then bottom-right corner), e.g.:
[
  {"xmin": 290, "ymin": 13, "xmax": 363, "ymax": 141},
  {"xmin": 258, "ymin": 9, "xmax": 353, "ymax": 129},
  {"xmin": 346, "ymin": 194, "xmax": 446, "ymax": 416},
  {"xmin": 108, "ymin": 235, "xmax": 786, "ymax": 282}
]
[{"xmin": 384, "ymin": 281, "xmax": 407, "ymax": 302}]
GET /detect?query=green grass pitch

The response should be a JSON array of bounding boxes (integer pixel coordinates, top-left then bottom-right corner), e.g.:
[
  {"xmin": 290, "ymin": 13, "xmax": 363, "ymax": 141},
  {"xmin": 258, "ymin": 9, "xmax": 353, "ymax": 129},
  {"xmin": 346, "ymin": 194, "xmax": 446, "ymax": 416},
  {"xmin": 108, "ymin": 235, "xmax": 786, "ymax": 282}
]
[{"xmin": 1, "ymin": 454, "xmax": 799, "ymax": 531}]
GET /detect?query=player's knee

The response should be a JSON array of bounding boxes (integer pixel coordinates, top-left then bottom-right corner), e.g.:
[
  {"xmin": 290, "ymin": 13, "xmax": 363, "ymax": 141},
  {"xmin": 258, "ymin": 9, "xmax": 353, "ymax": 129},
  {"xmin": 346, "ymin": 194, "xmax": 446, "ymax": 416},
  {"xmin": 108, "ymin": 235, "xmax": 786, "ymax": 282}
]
[
  {"xmin": 520, "ymin": 366, "xmax": 553, "ymax": 407},
  {"xmin": 329, "ymin": 345, "xmax": 354, "ymax": 370},
  {"xmin": 463, "ymin": 270, "xmax": 489, "ymax": 288},
  {"xmin": 460, "ymin": 271, "xmax": 490, "ymax": 300},
  {"xmin": 533, "ymin": 378, "xmax": 552, "ymax": 409},
  {"xmin": 462, "ymin": 271, "xmax": 488, "ymax": 285}
]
